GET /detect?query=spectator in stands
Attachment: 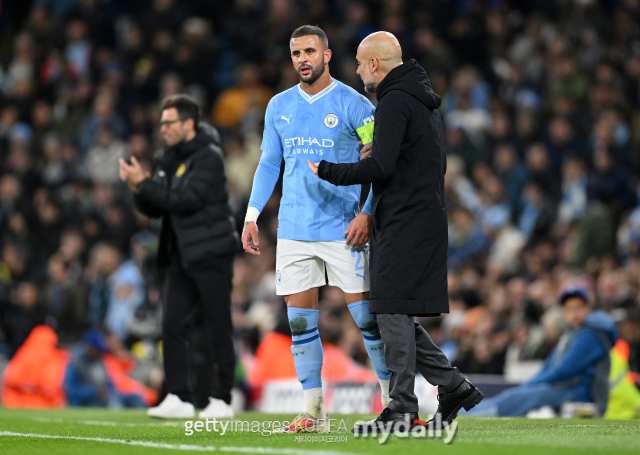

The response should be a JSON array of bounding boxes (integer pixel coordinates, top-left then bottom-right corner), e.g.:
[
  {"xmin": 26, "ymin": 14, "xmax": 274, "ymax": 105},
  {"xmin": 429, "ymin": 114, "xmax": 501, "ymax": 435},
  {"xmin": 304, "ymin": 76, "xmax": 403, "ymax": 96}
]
[
  {"xmin": 517, "ymin": 181, "xmax": 555, "ymax": 242},
  {"xmin": 77, "ymin": 92, "xmax": 127, "ymax": 155},
  {"xmin": 588, "ymin": 150, "xmax": 637, "ymax": 218},
  {"xmin": 105, "ymin": 248, "xmax": 145, "ymax": 341},
  {"xmin": 83, "ymin": 127, "xmax": 128, "ymax": 185},
  {"xmin": 86, "ymin": 243, "xmax": 145, "ymax": 340},
  {"xmin": 617, "ymin": 308, "xmax": 640, "ymax": 377},
  {"xmin": 64, "ymin": 329, "xmax": 146, "ymax": 408},
  {"xmin": 448, "ymin": 206, "xmax": 490, "ymax": 270},
  {"xmin": 0, "ymin": 281, "xmax": 45, "ymax": 356},
  {"xmin": 211, "ymin": 64, "xmax": 272, "ymax": 131},
  {"xmin": 558, "ymin": 156, "xmax": 588, "ymax": 227},
  {"xmin": 468, "ymin": 287, "xmax": 617, "ymax": 417},
  {"xmin": 44, "ymin": 253, "xmax": 86, "ymax": 345},
  {"xmin": 493, "ymin": 144, "xmax": 528, "ymax": 211},
  {"xmin": 546, "ymin": 117, "xmax": 586, "ymax": 168}
]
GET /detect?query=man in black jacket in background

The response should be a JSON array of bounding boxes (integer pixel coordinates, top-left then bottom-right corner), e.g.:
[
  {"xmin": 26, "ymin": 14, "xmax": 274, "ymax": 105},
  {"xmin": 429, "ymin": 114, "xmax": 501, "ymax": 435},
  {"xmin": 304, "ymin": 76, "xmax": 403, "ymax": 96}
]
[
  {"xmin": 309, "ymin": 32, "xmax": 483, "ymax": 432},
  {"xmin": 119, "ymin": 94, "xmax": 240, "ymax": 419}
]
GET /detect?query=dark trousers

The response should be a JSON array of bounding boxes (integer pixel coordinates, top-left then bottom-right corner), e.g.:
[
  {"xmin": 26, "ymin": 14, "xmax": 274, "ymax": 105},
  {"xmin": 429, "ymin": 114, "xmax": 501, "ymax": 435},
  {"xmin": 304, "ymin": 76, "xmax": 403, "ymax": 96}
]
[
  {"xmin": 162, "ymin": 257, "xmax": 235, "ymax": 405},
  {"xmin": 377, "ymin": 313, "xmax": 465, "ymax": 413}
]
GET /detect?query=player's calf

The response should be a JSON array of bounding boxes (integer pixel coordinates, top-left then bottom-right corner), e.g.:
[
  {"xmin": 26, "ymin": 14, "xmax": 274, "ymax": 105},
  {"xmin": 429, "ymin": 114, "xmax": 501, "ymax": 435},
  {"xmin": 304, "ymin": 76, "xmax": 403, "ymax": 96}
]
[
  {"xmin": 348, "ymin": 300, "xmax": 392, "ymax": 408},
  {"xmin": 287, "ymin": 307, "xmax": 327, "ymax": 423}
]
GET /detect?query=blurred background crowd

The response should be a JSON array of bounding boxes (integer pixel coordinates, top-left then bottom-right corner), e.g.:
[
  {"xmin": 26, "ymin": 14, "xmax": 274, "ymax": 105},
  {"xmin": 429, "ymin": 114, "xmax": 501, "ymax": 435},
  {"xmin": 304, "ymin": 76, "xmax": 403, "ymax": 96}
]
[{"xmin": 1, "ymin": 0, "xmax": 640, "ymax": 409}]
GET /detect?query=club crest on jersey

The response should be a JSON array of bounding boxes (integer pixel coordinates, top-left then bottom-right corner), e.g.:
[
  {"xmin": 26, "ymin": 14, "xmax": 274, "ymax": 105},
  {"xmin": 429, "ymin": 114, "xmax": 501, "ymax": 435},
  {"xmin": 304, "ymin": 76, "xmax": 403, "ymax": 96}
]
[
  {"xmin": 324, "ymin": 113, "xmax": 339, "ymax": 128},
  {"xmin": 276, "ymin": 270, "xmax": 283, "ymax": 285}
]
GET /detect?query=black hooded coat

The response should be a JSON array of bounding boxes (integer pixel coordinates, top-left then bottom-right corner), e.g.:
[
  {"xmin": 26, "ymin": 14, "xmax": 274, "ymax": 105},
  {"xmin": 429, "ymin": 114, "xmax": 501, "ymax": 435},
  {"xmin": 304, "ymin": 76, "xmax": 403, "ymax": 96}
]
[{"xmin": 318, "ymin": 60, "xmax": 449, "ymax": 316}]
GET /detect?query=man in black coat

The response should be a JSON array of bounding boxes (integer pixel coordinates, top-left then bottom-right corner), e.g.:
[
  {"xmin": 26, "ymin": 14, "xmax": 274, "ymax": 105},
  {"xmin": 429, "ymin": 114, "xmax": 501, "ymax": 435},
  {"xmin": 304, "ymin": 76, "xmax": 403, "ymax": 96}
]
[
  {"xmin": 309, "ymin": 32, "xmax": 483, "ymax": 431},
  {"xmin": 119, "ymin": 94, "xmax": 240, "ymax": 419}
]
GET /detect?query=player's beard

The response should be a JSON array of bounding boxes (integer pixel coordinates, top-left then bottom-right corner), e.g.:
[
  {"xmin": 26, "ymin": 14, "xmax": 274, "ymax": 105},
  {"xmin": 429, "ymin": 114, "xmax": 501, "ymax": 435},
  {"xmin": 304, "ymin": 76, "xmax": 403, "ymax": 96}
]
[{"xmin": 297, "ymin": 58, "xmax": 325, "ymax": 85}]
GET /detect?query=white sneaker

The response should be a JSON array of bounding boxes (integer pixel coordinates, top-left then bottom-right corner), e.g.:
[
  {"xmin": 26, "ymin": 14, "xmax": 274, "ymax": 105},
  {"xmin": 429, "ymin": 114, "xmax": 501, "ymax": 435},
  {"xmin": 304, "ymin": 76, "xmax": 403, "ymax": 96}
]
[
  {"xmin": 147, "ymin": 393, "xmax": 195, "ymax": 419},
  {"xmin": 199, "ymin": 397, "xmax": 235, "ymax": 419},
  {"xmin": 526, "ymin": 405, "xmax": 556, "ymax": 419}
]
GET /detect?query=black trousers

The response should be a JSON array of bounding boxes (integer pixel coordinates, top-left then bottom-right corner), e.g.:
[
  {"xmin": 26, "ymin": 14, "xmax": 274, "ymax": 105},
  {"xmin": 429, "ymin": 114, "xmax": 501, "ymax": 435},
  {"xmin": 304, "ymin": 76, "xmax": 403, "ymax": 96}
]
[
  {"xmin": 162, "ymin": 257, "xmax": 235, "ymax": 405},
  {"xmin": 377, "ymin": 313, "xmax": 465, "ymax": 413}
]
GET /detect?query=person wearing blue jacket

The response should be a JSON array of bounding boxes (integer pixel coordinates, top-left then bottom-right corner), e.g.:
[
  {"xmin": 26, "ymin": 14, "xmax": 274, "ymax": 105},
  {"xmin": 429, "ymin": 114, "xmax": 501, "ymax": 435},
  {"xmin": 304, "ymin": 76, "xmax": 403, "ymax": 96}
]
[
  {"xmin": 64, "ymin": 329, "xmax": 146, "ymax": 408},
  {"xmin": 468, "ymin": 287, "xmax": 617, "ymax": 416}
]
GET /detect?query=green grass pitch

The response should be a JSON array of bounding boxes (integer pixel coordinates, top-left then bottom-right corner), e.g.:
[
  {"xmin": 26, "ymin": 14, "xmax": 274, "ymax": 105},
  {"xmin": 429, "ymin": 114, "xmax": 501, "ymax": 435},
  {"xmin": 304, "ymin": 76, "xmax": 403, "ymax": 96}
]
[{"xmin": 0, "ymin": 407, "xmax": 639, "ymax": 455}]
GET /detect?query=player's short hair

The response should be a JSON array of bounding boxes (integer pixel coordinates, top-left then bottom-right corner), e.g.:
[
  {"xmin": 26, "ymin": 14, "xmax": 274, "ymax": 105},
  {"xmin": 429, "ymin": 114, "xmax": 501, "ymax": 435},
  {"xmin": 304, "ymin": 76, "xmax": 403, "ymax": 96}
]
[
  {"xmin": 160, "ymin": 94, "xmax": 200, "ymax": 128},
  {"xmin": 290, "ymin": 25, "xmax": 329, "ymax": 50}
]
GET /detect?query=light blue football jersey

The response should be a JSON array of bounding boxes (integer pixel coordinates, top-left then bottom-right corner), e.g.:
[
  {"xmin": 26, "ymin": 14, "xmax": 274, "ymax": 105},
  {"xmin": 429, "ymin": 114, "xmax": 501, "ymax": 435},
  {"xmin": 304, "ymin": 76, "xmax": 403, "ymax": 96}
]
[{"xmin": 252, "ymin": 79, "xmax": 375, "ymax": 241}]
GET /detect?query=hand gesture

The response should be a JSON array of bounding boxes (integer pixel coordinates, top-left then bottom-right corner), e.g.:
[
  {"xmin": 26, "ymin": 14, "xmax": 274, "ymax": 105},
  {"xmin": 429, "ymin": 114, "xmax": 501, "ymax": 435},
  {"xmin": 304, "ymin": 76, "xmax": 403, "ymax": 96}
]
[
  {"xmin": 119, "ymin": 157, "xmax": 149, "ymax": 192},
  {"xmin": 358, "ymin": 141, "xmax": 372, "ymax": 159},
  {"xmin": 308, "ymin": 159, "xmax": 319, "ymax": 177},
  {"xmin": 345, "ymin": 212, "xmax": 372, "ymax": 247},
  {"xmin": 242, "ymin": 221, "xmax": 261, "ymax": 255}
]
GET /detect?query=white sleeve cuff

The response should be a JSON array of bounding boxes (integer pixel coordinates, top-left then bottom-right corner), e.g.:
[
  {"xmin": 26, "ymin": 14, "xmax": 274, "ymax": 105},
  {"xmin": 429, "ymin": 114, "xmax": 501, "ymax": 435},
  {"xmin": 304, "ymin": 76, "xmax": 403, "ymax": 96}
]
[{"xmin": 245, "ymin": 207, "xmax": 261, "ymax": 223}]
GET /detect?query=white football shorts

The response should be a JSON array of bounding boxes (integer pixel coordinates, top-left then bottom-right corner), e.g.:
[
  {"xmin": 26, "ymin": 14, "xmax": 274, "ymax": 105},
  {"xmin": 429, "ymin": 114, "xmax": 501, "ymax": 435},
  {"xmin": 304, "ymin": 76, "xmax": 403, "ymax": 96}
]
[{"xmin": 275, "ymin": 239, "xmax": 370, "ymax": 296}]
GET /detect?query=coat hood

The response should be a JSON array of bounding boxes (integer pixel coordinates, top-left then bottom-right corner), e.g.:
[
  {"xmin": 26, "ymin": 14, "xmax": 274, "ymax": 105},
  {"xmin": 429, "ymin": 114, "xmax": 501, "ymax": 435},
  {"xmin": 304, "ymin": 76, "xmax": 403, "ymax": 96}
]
[
  {"xmin": 584, "ymin": 310, "xmax": 618, "ymax": 346},
  {"xmin": 376, "ymin": 59, "xmax": 441, "ymax": 110},
  {"xmin": 197, "ymin": 122, "xmax": 221, "ymax": 145},
  {"xmin": 176, "ymin": 122, "xmax": 221, "ymax": 157}
]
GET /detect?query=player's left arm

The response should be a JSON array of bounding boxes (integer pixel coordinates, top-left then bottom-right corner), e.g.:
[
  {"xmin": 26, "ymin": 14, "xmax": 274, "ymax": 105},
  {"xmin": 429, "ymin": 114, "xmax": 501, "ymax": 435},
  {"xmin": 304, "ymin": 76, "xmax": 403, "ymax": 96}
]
[
  {"xmin": 347, "ymin": 166, "xmax": 373, "ymax": 246},
  {"xmin": 344, "ymin": 95, "xmax": 375, "ymax": 245}
]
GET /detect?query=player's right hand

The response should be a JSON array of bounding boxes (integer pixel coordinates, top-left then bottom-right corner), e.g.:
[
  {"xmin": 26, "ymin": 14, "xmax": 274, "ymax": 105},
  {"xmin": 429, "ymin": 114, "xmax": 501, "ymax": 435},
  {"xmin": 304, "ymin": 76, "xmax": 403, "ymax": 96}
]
[
  {"xmin": 358, "ymin": 141, "xmax": 372, "ymax": 159},
  {"xmin": 242, "ymin": 221, "xmax": 261, "ymax": 255},
  {"xmin": 345, "ymin": 212, "xmax": 372, "ymax": 247}
]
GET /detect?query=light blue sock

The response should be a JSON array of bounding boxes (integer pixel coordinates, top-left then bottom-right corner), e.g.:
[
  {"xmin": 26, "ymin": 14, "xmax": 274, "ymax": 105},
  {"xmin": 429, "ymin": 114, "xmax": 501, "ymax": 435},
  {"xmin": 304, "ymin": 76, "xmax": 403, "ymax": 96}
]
[
  {"xmin": 348, "ymin": 300, "xmax": 392, "ymax": 380},
  {"xmin": 288, "ymin": 307, "xmax": 323, "ymax": 390}
]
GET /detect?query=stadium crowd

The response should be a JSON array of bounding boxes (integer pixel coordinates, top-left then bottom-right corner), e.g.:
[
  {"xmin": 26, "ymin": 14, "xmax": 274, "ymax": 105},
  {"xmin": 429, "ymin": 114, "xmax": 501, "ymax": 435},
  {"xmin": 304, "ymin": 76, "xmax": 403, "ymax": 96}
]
[{"xmin": 0, "ymin": 0, "xmax": 640, "ymax": 410}]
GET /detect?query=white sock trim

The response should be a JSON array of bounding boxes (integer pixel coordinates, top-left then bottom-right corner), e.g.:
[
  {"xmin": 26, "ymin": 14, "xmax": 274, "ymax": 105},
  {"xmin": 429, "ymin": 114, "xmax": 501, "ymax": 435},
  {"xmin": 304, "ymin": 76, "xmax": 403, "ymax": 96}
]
[
  {"xmin": 379, "ymin": 378, "xmax": 390, "ymax": 408},
  {"xmin": 302, "ymin": 387, "xmax": 326, "ymax": 420}
]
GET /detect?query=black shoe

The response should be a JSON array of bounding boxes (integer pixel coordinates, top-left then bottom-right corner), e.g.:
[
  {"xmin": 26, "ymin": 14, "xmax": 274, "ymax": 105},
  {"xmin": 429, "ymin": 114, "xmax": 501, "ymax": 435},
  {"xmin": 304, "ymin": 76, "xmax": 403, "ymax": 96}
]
[
  {"xmin": 427, "ymin": 379, "xmax": 484, "ymax": 426},
  {"xmin": 352, "ymin": 408, "xmax": 420, "ymax": 434}
]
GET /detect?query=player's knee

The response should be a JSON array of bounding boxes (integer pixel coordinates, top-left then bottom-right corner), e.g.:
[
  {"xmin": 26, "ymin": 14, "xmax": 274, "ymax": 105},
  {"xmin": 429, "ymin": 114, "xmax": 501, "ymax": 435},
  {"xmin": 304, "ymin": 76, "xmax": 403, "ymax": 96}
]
[
  {"xmin": 347, "ymin": 300, "xmax": 378, "ymax": 332},
  {"xmin": 287, "ymin": 307, "xmax": 319, "ymax": 335}
]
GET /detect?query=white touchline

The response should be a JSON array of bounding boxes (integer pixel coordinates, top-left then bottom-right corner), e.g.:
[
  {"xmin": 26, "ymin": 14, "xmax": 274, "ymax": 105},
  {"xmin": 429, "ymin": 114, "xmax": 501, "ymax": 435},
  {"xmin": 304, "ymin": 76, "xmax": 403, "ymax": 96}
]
[
  {"xmin": 29, "ymin": 417, "xmax": 183, "ymax": 427},
  {"xmin": 0, "ymin": 431, "xmax": 370, "ymax": 455},
  {"xmin": 0, "ymin": 431, "xmax": 216, "ymax": 451}
]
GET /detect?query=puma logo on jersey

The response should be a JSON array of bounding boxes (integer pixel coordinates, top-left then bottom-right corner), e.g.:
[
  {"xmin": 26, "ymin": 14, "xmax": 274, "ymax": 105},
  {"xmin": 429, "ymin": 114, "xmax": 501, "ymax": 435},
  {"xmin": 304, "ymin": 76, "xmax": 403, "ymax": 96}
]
[{"xmin": 281, "ymin": 115, "xmax": 292, "ymax": 124}]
